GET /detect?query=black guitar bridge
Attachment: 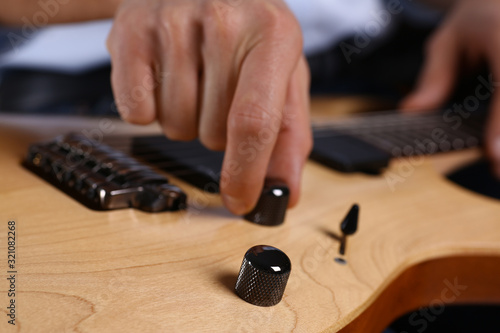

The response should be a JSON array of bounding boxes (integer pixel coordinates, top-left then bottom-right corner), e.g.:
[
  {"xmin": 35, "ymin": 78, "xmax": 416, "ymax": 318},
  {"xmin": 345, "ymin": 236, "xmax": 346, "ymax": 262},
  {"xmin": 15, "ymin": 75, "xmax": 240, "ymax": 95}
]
[{"xmin": 23, "ymin": 133, "xmax": 187, "ymax": 212}]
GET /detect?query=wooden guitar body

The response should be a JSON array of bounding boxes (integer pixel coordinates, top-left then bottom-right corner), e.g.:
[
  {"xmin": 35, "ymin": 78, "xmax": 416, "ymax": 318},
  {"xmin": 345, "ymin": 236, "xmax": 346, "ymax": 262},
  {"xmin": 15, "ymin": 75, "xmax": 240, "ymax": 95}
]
[{"xmin": 0, "ymin": 101, "xmax": 499, "ymax": 332}]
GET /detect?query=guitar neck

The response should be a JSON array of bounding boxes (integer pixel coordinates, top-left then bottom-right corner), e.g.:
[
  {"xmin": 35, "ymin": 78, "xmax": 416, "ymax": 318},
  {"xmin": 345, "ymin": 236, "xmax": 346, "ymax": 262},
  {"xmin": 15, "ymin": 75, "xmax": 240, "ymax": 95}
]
[{"xmin": 310, "ymin": 110, "xmax": 486, "ymax": 173}]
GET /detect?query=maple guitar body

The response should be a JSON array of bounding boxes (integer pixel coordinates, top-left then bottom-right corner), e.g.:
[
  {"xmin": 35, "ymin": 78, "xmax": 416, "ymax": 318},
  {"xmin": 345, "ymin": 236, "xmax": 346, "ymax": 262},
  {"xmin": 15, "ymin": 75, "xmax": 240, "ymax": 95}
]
[{"xmin": 0, "ymin": 99, "xmax": 499, "ymax": 333}]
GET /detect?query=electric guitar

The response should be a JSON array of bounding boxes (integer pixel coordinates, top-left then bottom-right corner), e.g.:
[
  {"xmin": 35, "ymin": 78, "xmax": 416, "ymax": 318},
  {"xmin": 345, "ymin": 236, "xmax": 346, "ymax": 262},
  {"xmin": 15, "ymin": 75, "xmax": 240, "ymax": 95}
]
[{"xmin": 0, "ymin": 98, "xmax": 499, "ymax": 333}]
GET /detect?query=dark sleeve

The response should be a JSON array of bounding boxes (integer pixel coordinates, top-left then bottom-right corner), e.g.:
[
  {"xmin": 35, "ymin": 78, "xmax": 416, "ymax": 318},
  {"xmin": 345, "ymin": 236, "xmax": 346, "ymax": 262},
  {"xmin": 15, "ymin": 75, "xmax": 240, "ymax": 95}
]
[{"xmin": 0, "ymin": 27, "xmax": 23, "ymax": 55}]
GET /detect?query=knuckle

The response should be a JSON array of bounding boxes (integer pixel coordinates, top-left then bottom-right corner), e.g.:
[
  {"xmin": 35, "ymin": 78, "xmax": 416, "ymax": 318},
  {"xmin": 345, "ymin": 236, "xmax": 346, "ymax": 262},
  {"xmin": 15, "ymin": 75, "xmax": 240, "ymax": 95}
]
[
  {"xmin": 262, "ymin": 12, "xmax": 303, "ymax": 55},
  {"xmin": 260, "ymin": 3, "xmax": 286, "ymax": 27},
  {"xmin": 109, "ymin": 10, "xmax": 154, "ymax": 61},
  {"xmin": 159, "ymin": 5, "xmax": 190, "ymax": 31},
  {"xmin": 202, "ymin": 1, "xmax": 241, "ymax": 39},
  {"xmin": 115, "ymin": 5, "xmax": 154, "ymax": 33},
  {"xmin": 205, "ymin": 21, "xmax": 238, "ymax": 44},
  {"xmin": 262, "ymin": 5, "xmax": 299, "ymax": 36},
  {"xmin": 203, "ymin": 1, "xmax": 223, "ymax": 20},
  {"xmin": 230, "ymin": 101, "xmax": 275, "ymax": 135},
  {"xmin": 157, "ymin": 7, "xmax": 195, "ymax": 54},
  {"xmin": 106, "ymin": 23, "xmax": 127, "ymax": 52},
  {"xmin": 158, "ymin": 11, "xmax": 178, "ymax": 41}
]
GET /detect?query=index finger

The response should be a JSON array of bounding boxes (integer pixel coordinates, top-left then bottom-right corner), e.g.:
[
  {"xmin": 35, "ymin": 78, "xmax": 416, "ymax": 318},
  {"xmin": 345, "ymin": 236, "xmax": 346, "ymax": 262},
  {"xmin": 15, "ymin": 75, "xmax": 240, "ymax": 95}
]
[{"xmin": 221, "ymin": 35, "xmax": 302, "ymax": 215}]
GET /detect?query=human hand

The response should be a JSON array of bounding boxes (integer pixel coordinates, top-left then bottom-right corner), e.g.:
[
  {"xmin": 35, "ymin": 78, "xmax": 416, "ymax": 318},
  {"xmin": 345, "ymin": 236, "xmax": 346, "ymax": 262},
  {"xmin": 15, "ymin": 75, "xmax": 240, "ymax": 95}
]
[
  {"xmin": 400, "ymin": 0, "xmax": 500, "ymax": 176},
  {"xmin": 107, "ymin": 0, "xmax": 312, "ymax": 215}
]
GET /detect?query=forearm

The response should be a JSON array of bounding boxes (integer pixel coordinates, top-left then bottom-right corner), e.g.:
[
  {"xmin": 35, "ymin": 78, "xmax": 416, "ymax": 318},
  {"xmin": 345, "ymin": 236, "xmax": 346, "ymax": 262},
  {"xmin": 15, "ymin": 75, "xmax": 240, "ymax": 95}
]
[{"xmin": 0, "ymin": 0, "xmax": 123, "ymax": 25}]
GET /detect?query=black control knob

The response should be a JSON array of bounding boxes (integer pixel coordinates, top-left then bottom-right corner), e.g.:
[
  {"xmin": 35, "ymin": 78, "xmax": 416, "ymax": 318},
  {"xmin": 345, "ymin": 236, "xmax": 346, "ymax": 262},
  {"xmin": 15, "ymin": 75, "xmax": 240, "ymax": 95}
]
[
  {"xmin": 341, "ymin": 204, "xmax": 359, "ymax": 236},
  {"xmin": 338, "ymin": 204, "xmax": 359, "ymax": 256},
  {"xmin": 234, "ymin": 245, "xmax": 291, "ymax": 307},
  {"xmin": 243, "ymin": 182, "xmax": 289, "ymax": 226}
]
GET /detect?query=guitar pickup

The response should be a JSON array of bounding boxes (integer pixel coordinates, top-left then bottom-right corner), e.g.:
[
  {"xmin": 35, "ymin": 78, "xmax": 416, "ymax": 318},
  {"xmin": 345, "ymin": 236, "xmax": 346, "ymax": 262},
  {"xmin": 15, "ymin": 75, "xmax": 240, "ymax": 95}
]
[{"xmin": 23, "ymin": 133, "xmax": 187, "ymax": 212}]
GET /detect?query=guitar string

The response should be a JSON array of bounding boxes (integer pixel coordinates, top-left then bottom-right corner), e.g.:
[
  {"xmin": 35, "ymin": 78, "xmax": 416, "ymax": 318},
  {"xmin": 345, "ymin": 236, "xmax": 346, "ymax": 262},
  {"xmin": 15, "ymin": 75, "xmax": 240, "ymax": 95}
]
[{"xmin": 102, "ymin": 111, "xmax": 483, "ymax": 166}]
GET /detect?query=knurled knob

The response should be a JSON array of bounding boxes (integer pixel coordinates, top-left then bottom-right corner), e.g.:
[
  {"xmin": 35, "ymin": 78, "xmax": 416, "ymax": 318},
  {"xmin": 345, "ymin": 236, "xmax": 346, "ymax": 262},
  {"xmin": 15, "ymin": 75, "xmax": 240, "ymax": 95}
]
[
  {"xmin": 243, "ymin": 182, "xmax": 289, "ymax": 226},
  {"xmin": 234, "ymin": 245, "xmax": 291, "ymax": 307}
]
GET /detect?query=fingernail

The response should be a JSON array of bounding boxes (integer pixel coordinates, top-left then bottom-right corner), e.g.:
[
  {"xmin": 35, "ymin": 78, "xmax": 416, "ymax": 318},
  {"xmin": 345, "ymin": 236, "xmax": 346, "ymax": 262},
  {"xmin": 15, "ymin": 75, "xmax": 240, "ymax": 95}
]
[{"xmin": 223, "ymin": 195, "xmax": 249, "ymax": 216}]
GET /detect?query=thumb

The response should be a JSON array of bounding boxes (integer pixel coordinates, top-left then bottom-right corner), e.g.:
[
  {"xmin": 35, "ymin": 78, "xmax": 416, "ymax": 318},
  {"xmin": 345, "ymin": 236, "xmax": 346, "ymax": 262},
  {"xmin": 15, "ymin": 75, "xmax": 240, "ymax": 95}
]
[{"xmin": 400, "ymin": 28, "xmax": 460, "ymax": 112}]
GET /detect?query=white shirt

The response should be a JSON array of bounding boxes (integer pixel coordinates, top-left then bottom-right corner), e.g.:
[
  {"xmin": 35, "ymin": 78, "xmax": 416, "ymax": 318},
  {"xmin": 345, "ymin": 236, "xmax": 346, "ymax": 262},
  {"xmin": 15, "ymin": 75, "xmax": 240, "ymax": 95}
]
[
  {"xmin": 285, "ymin": 0, "xmax": 384, "ymax": 54},
  {"xmin": 0, "ymin": 0, "xmax": 440, "ymax": 72}
]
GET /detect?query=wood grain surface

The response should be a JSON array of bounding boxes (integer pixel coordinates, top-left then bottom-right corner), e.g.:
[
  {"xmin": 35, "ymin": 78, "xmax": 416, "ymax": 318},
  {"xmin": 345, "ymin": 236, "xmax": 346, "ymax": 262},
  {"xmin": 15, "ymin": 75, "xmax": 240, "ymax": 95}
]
[{"xmin": 0, "ymin": 100, "xmax": 499, "ymax": 333}]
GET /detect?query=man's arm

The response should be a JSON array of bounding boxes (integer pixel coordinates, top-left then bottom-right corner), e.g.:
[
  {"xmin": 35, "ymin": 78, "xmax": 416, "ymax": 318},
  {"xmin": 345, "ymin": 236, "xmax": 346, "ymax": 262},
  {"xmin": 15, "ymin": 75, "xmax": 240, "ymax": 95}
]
[
  {"xmin": 0, "ymin": 0, "xmax": 121, "ymax": 25},
  {"xmin": 1, "ymin": 0, "xmax": 312, "ymax": 215},
  {"xmin": 106, "ymin": 0, "xmax": 311, "ymax": 215}
]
